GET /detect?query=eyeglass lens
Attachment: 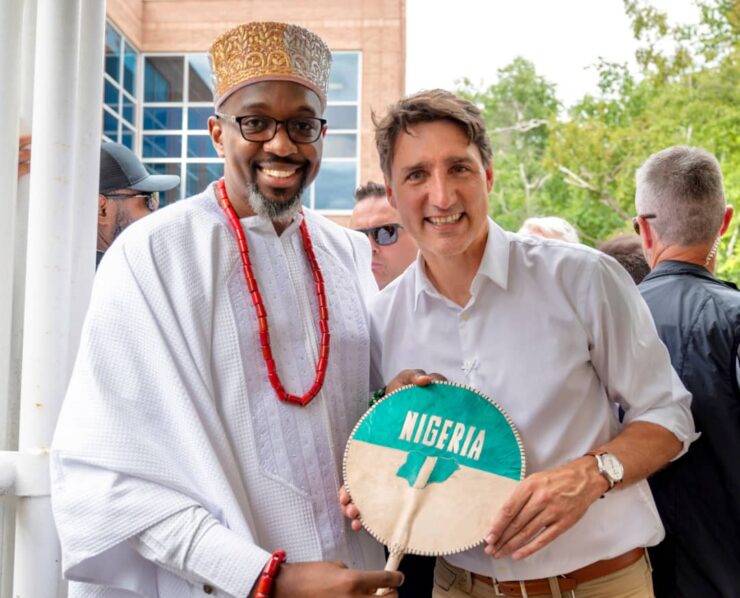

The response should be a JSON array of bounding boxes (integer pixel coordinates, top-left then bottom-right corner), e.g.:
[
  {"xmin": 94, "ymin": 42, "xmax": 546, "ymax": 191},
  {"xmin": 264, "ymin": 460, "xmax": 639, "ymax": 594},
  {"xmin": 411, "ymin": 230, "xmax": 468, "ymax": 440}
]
[
  {"xmin": 632, "ymin": 214, "xmax": 656, "ymax": 235},
  {"xmin": 104, "ymin": 192, "xmax": 159, "ymax": 211},
  {"xmin": 240, "ymin": 115, "xmax": 324, "ymax": 143},
  {"xmin": 367, "ymin": 225, "xmax": 400, "ymax": 246}
]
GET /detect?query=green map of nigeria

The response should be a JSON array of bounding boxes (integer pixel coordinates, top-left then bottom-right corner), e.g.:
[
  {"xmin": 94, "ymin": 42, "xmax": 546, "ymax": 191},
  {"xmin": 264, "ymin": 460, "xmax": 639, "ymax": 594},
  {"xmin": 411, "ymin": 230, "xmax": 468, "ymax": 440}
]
[
  {"xmin": 351, "ymin": 384, "xmax": 523, "ymax": 489},
  {"xmin": 396, "ymin": 450, "xmax": 460, "ymax": 487}
]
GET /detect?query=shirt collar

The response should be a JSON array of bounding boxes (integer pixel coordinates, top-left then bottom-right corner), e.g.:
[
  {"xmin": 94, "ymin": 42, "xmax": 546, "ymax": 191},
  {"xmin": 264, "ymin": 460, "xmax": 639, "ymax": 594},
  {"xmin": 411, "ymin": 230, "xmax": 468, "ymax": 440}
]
[
  {"xmin": 240, "ymin": 210, "xmax": 304, "ymax": 238},
  {"xmin": 207, "ymin": 181, "xmax": 304, "ymax": 238},
  {"xmin": 413, "ymin": 217, "xmax": 510, "ymax": 310},
  {"xmin": 643, "ymin": 259, "xmax": 738, "ymax": 290}
]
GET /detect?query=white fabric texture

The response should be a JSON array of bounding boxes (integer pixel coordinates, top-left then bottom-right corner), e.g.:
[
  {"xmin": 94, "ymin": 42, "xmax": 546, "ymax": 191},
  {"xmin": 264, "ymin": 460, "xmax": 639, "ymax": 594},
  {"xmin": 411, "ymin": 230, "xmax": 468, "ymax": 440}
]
[
  {"xmin": 51, "ymin": 183, "xmax": 383, "ymax": 598},
  {"xmin": 370, "ymin": 218, "xmax": 697, "ymax": 582},
  {"xmin": 128, "ymin": 505, "xmax": 267, "ymax": 596}
]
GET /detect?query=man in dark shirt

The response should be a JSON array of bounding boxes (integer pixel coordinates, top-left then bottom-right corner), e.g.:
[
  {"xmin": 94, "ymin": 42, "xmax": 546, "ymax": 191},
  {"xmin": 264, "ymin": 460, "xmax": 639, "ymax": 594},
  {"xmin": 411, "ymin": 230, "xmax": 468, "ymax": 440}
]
[{"xmin": 635, "ymin": 145, "xmax": 740, "ymax": 597}]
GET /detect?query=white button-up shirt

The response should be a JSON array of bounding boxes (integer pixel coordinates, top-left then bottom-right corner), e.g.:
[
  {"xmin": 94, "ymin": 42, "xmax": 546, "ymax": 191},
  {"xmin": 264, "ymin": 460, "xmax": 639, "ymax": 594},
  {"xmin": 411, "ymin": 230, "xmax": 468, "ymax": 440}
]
[{"xmin": 370, "ymin": 218, "xmax": 696, "ymax": 581}]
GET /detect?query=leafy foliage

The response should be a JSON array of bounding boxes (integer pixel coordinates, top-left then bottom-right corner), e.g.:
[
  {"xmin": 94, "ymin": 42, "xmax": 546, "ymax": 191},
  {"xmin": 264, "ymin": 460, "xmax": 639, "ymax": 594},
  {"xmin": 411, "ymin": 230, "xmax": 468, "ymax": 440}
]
[{"xmin": 458, "ymin": 0, "xmax": 739, "ymax": 280}]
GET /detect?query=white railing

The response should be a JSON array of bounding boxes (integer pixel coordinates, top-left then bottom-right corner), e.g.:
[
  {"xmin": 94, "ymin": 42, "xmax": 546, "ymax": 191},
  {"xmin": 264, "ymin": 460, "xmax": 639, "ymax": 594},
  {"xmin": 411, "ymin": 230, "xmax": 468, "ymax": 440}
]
[
  {"xmin": 0, "ymin": 1, "xmax": 105, "ymax": 596},
  {"xmin": 0, "ymin": 1, "xmax": 34, "ymax": 595}
]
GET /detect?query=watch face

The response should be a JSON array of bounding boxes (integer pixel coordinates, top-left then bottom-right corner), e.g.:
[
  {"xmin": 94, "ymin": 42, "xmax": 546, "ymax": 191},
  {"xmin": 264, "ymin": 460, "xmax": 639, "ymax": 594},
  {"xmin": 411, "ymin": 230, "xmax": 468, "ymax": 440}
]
[{"xmin": 601, "ymin": 453, "xmax": 624, "ymax": 482}]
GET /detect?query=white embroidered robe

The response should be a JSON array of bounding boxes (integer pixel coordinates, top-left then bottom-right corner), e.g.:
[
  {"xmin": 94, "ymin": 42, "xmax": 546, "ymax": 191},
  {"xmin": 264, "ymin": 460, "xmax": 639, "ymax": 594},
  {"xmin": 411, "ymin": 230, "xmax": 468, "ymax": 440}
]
[{"xmin": 51, "ymin": 184, "xmax": 384, "ymax": 597}]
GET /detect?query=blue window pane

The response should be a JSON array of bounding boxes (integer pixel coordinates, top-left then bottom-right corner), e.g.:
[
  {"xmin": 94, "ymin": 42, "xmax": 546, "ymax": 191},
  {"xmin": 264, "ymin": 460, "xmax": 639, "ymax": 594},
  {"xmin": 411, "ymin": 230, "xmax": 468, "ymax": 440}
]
[
  {"xmin": 121, "ymin": 126, "xmax": 134, "ymax": 150},
  {"xmin": 186, "ymin": 163, "xmax": 223, "ymax": 197},
  {"xmin": 144, "ymin": 57, "xmax": 184, "ymax": 102},
  {"xmin": 104, "ymin": 80, "xmax": 119, "ymax": 113},
  {"xmin": 142, "ymin": 135, "xmax": 182, "ymax": 158},
  {"xmin": 144, "ymin": 107, "xmax": 182, "ymax": 130},
  {"xmin": 323, "ymin": 134, "xmax": 357, "ymax": 158},
  {"xmin": 105, "ymin": 24, "xmax": 121, "ymax": 80},
  {"xmin": 103, "ymin": 111, "xmax": 118, "ymax": 140},
  {"xmin": 187, "ymin": 135, "xmax": 218, "ymax": 158},
  {"xmin": 188, "ymin": 55, "xmax": 213, "ymax": 102},
  {"xmin": 123, "ymin": 42, "xmax": 137, "ymax": 96},
  {"xmin": 188, "ymin": 107, "xmax": 213, "ymax": 130},
  {"xmin": 121, "ymin": 94, "xmax": 135, "ymax": 125},
  {"xmin": 328, "ymin": 53, "xmax": 359, "ymax": 102},
  {"xmin": 314, "ymin": 161, "xmax": 356, "ymax": 210},
  {"xmin": 325, "ymin": 105, "xmax": 357, "ymax": 130},
  {"xmin": 145, "ymin": 162, "xmax": 181, "ymax": 206}
]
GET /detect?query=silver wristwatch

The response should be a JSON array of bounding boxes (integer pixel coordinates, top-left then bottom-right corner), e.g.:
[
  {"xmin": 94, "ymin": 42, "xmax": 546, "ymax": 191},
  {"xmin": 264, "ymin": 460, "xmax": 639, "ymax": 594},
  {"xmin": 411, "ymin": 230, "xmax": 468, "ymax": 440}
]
[{"xmin": 587, "ymin": 451, "xmax": 624, "ymax": 491}]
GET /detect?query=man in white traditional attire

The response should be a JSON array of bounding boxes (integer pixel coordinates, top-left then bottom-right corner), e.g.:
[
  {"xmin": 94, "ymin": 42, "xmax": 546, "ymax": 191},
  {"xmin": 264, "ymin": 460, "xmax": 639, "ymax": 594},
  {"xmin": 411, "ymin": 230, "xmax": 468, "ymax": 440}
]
[
  {"xmin": 51, "ymin": 22, "xmax": 404, "ymax": 598},
  {"xmin": 354, "ymin": 90, "xmax": 697, "ymax": 597}
]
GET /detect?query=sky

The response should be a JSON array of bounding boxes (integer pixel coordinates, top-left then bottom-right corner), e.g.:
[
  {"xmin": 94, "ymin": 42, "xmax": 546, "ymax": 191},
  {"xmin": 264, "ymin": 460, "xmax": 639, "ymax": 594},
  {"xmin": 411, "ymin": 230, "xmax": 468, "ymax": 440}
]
[{"xmin": 406, "ymin": 0, "xmax": 701, "ymax": 107}]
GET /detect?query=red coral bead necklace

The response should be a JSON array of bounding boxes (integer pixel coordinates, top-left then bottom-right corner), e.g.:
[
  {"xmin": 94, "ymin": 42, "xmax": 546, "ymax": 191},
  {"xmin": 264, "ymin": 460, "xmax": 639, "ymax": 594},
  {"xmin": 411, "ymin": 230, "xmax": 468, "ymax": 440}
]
[{"xmin": 216, "ymin": 178, "xmax": 329, "ymax": 407}]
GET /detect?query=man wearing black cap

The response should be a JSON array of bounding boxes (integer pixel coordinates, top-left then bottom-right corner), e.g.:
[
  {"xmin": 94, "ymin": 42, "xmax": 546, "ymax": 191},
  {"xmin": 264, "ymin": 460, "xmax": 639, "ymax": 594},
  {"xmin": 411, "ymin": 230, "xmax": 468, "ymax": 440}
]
[{"xmin": 96, "ymin": 141, "xmax": 179, "ymax": 266}]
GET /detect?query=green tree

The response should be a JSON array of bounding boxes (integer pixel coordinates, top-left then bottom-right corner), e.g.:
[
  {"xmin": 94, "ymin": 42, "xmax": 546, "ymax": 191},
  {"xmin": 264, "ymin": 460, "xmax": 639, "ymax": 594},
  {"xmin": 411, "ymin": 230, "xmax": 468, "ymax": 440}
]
[
  {"xmin": 461, "ymin": 0, "xmax": 737, "ymax": 278},
  {"xmin": 458, "ymin": 58, "xmax": 560, "ymax": 232}
]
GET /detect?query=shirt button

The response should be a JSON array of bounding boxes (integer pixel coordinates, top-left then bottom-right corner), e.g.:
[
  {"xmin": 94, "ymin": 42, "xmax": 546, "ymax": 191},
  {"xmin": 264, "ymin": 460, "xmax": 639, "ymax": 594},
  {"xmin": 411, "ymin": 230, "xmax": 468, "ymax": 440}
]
[
  {"xmin": 203, "ymin": 585, "xmax": 214, "ymax": 594},
  {"xmin": 461, "ymin": 314, "xmax": 469, "ymax": 322}
]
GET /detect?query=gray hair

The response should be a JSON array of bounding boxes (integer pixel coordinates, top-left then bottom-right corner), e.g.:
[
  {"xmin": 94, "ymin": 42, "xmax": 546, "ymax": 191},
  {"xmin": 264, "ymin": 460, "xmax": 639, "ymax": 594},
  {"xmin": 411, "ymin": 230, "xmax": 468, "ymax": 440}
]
[
  {"xmin": 518, "ymin": 216, "xmax": 580, "ymax": 244},
  {"xmin": 635, "ymin": 146, "xmax": 726, "ymax": 245}
]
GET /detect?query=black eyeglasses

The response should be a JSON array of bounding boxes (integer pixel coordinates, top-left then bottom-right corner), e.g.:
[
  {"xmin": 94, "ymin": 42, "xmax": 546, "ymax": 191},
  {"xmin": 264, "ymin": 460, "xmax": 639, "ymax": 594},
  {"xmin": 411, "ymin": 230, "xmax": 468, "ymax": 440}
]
[
  {"xmin": 355, "ymin": 223, "xmax": 403, "ymax": 246},
  {"xmin": 632, "ymin": 213, "xmax": 656, "ymax": 234},
  {"xmin": 104, "ymin": 192, "xmax": 159, "ymax": 211},
  {"xmin": 216, "ymin": 113, "xmax": 327, "ymax": 144}
]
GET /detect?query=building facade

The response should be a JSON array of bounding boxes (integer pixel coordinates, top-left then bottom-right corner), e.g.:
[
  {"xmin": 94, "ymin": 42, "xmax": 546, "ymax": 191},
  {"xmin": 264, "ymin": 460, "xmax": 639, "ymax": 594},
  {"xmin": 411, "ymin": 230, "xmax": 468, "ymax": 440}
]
[{"xmin": 104, "ymin": 0, "xmax": 406, "ymax": 220}]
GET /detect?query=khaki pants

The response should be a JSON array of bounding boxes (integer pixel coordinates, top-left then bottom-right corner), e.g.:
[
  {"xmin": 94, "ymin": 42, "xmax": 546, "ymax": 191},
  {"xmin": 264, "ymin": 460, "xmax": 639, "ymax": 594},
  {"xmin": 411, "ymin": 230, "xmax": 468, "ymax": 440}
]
[{"xmin": 432, "ymin": 556, "xmax": 654, "ymax": 598}]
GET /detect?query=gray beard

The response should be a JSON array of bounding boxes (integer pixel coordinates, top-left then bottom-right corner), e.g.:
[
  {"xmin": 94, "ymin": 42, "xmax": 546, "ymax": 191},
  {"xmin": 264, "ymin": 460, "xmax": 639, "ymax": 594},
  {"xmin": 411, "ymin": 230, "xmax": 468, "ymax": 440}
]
[{"xmin": 247, "ymin": 182, "xmax": 305, "ymax": 225}]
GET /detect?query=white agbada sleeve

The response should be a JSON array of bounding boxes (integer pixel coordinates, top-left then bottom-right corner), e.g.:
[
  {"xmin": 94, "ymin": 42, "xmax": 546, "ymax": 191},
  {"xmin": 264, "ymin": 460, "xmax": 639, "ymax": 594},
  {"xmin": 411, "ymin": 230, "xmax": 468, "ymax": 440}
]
[
  {"xmin": 129, "ymin": 505, "xmax": 268, "ymax": 595},
  {"xmin": 51, "ymin": 232, "xmax": 269, "ymax": 597}
]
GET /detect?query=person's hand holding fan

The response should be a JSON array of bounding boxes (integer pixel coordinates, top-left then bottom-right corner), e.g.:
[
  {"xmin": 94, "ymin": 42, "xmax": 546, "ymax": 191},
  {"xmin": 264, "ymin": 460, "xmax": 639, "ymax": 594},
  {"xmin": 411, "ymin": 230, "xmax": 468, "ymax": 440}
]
[{"xmin": 343, "ymin": 381, "xmax": 526, "ymax": 594}]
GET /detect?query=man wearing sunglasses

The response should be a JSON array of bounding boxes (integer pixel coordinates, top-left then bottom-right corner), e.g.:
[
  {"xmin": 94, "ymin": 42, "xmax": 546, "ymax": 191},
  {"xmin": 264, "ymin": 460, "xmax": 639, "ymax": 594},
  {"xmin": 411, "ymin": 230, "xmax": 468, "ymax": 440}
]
[
  {"xmin": 635, "ymin": 146, "xmax": 740, "ymax": 597},
  {"xmin": 97, "ymin": 141, "xmax": 179, "ymax": 267},
  {"xmin": 351, "ymin": 181, "xmax": 418, "ymax": 289}
]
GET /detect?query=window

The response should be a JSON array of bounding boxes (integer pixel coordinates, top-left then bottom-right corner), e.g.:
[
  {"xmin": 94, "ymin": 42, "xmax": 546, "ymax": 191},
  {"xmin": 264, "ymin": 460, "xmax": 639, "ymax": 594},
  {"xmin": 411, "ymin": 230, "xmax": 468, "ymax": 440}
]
[
  {"xmin": 139, "ymin": 50, "xmax": 361, "ymax": 211},
  {"xmin": 140, "ymin": 53, "xmax": 221, "ymax": 205},
  {"xmin": 309, "ymin": 52, "xmax": 361, "ymax": 212},
  {"xmin": 102, "ymin": 22, "xmax": 138, "ymax": 151}
]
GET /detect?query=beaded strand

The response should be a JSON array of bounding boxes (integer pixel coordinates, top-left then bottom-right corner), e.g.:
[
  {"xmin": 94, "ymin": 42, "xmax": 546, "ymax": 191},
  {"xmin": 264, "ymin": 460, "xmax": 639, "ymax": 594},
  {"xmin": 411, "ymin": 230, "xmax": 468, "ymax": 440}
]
[{"xmin": 216, "ymin": 178, "xmax": 329, "ymax": 406}]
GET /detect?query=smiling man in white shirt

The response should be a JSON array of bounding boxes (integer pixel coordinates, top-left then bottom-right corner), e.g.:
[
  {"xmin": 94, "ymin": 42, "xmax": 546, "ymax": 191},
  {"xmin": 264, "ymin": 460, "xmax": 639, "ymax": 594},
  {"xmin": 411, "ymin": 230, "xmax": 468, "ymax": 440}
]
[{"xmin": 367, "ymin": 90, "xmax": 697, "ymax": 597}]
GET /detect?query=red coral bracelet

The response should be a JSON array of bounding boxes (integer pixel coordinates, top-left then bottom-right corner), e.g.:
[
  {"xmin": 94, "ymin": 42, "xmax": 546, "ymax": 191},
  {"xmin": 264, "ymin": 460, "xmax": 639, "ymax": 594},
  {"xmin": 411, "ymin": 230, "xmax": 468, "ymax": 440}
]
[{"xmin": 254, "ymin": 550, "xmax": 287, "ymax": 598}]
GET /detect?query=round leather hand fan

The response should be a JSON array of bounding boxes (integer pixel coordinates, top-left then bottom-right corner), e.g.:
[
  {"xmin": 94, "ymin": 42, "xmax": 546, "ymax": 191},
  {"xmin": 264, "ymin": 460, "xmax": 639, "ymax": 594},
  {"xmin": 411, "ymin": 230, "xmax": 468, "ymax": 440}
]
[{"xmin": 343, "ymin": 381, "xmax": 525, "ymax": 588}]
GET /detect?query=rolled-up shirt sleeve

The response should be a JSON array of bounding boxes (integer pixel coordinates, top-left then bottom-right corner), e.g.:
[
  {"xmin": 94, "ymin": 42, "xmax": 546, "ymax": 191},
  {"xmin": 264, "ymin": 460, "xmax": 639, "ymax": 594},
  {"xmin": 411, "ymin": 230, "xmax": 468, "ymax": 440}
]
[
  {"xmin": 129, "ymin": 506, "xmax": 270, "ymax": 597},
  {"xmin": 584, "ymin": 255, "xmax": 698, "ymax": 459}
]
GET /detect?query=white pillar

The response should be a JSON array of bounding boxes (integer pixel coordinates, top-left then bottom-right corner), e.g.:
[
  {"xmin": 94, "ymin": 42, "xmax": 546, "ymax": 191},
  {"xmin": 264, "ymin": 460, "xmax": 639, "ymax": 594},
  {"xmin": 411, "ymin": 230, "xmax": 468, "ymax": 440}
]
[
  {"xmin": 69, "ymin": 0, "xmax": 106, "ymax": 331},
  {"xmin": 13, "ymin": 0, "xmax": 104, "ymax": 596},
  {"xmin": 0, "ymin": 0, "xmax": 25, "ymax": 450},
  {"xmin": 0, "ymin": 2, "xmax": 29, "ymax": 597}
]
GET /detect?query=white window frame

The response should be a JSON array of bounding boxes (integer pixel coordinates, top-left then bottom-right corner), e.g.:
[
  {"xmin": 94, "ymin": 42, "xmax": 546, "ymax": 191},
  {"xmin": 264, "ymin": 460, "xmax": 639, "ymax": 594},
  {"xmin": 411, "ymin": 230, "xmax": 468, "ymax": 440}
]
[
  {"xmin": 138, "ymin": 52, "xmax": 222, "ymax": 201},
  {"xmin": 311, "ymin": 51, "xmax": 362, "ymax": 215},
  {"xmin": 102, "ymin": 21, "xmax": 138, "ymax": 149}
]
